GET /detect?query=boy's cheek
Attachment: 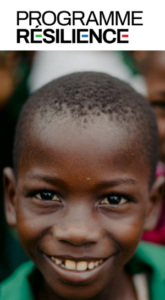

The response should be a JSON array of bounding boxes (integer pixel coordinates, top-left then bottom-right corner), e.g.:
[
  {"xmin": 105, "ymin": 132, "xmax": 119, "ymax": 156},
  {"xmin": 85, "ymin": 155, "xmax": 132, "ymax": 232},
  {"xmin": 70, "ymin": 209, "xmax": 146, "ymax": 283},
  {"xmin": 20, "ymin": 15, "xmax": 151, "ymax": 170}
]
[
  {"xmin": 16, "ymin": 211, "xmax": 46, "ymax": 259},
  {"xmin": 105, "ymin": 218, "xmax": 145, "ymax": 262}
]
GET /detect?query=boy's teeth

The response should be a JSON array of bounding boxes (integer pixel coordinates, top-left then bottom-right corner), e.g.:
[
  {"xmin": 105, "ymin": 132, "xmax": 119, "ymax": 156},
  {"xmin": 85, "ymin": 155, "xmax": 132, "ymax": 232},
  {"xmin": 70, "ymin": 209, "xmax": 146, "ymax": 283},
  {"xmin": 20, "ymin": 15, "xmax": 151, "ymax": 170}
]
[
  {"xmin": 51, "ymin": 257, "xmax": 103, "ymax": 271},
  {"xmin": 65, "ymin": 260, "xmax": 76, "ymax": 270},
  {"xmin": 94, "ymin": 261, "xmax": 99, "ymax": 267},
  {"xmin": 88, "ymin": 262, "xmax": 95, "ymax": 269},
  {"xmin": 55, "ymin": 258, "xmax": 62, "ymax": 265},
  {"xmin": 77, "ymin": 261, "xmax": 87, "ymax": 271}
]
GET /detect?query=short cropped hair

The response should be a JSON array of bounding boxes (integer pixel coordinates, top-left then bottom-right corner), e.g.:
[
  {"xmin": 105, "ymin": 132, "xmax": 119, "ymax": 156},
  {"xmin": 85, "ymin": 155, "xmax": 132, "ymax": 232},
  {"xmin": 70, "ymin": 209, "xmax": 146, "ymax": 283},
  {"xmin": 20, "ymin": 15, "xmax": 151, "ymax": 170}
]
[{"xmin": 13, "ymin": 72, "xmax": 159, "ymax": 186}]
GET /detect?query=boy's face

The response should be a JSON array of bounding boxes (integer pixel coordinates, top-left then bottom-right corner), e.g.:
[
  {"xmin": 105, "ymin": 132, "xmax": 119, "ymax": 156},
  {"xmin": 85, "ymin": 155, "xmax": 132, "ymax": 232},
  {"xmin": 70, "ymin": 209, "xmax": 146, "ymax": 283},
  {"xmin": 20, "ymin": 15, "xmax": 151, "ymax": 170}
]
[{"xmin": 4, "ymin": 117, "xmax": 162, "ymax": 299}]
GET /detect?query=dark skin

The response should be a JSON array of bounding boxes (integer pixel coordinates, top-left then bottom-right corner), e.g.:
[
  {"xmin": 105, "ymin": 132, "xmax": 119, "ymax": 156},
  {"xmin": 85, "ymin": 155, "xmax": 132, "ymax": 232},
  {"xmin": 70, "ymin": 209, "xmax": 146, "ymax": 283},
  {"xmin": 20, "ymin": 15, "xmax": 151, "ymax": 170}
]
[
  {"xmin": 132, "ymin": 51, "xmax": 165, "ymax": 163},
  {"xmin": 145, "ymin": 52, "xmax": 165, "ymax": 164},
  {"xmin": 3, "ymin": 116, "xmax": 164, "ymax": 300}
]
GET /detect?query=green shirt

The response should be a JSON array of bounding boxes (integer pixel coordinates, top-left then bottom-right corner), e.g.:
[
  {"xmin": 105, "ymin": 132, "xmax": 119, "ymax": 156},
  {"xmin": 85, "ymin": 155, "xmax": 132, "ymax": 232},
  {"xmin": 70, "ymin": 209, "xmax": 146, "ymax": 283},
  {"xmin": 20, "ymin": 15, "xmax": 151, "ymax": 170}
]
[{"xmin": 1, "ymin": 242, "xmax": 165, "ymax": 300}]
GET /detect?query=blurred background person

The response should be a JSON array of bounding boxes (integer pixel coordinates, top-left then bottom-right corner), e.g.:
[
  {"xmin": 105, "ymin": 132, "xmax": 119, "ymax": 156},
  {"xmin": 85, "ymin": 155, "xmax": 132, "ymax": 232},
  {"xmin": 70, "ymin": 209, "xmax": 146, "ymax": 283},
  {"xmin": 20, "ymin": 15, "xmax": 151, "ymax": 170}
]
[
  {"xmin": 127, "ymin": 51, "xmax": 165, "ymax": 245},
  {"xmin": 129, "ymin": 51, "xmax": 165, "ymax": 164},
  {"xmin": 0, "ymin": 51, "xmax": 35, "ymax": 281}
]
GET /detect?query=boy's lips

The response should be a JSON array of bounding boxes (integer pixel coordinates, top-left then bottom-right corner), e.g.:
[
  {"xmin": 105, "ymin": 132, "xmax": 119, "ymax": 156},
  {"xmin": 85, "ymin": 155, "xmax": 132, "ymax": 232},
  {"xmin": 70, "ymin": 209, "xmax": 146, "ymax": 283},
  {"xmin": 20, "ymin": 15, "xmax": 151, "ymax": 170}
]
[{"xmin": 43, "ymin": 253, "xmax": 115, "ymax": 284}]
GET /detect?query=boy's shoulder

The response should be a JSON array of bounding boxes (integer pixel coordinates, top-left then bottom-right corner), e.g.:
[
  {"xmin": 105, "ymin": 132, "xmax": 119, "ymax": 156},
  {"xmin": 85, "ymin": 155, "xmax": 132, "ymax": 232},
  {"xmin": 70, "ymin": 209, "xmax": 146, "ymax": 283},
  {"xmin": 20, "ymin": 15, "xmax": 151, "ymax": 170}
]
[
  {"xmin": 129, "ymin": 241, "xmax": 165, "ymax": 273},
  {"xmin": 0, "ymin": 261, "xmax": 35, "ymax": 300},
  {"xmin": 128, "ymin": 241, "xmax": 165, "ymax": 299},
  {"xmin": 1, "ymin": 242, "xmax": 165, "ymax": 300}
]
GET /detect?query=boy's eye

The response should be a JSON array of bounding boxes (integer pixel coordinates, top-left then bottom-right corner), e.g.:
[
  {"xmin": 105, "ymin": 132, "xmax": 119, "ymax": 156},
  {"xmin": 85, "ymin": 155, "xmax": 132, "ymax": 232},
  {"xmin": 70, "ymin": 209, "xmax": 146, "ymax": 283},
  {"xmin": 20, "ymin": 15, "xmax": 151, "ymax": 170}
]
[
  {"xmin": 35, "ymin": 192, "xmax": 60, "ymax": 202},
  {"xmin": 100, "ymin": 195, "xmax": 127, "ymax": 205}
]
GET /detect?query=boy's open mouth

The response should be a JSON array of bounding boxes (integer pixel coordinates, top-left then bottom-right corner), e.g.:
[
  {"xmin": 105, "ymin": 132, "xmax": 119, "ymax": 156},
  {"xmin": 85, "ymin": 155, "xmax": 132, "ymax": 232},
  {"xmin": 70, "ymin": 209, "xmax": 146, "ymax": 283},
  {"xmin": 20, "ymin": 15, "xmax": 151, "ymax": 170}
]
[
  {"xmin": 50, "ymin": 256, "xmax": 104, "ymax": 271},
  {"xmin": 44, "ymin": 253, "xmax": 115, "ymax": 284}
]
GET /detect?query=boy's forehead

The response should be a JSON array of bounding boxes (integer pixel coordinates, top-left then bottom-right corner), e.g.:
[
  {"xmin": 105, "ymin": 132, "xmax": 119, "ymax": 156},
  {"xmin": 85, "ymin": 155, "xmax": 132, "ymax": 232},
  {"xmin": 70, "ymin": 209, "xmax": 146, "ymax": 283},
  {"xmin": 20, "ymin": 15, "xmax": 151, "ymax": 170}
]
[
  {"xmin": 19, "ymin": 116, "xmax": 149, "ymax": 181},
  {"xmin": 30, "ymin": 115, "xmax": 134, "ymax": 153}
]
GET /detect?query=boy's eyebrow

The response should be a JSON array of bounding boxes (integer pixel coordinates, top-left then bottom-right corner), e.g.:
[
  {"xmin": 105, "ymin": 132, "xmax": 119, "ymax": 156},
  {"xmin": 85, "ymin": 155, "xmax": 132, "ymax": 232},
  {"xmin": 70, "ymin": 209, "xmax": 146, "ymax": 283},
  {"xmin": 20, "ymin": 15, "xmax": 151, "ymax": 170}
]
[
  {"xmin": 27, "ymin": 174, "xmax": 137, "ymax": 186},
  {"xmin": 99, "ymin": 178, "xmax": 137, "ymax": 187},
  {"xmin": 27, "ymin": 173, "xmax": 62, "ymax": 185}
]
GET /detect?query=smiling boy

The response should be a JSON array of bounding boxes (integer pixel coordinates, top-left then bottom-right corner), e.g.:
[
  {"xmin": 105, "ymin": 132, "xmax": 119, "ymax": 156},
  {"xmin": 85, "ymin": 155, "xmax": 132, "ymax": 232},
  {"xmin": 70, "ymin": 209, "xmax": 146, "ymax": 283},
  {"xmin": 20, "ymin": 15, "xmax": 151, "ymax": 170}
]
[{"xmin": 1, "ymin": 72, "xmax": 165, "ymax": 300}]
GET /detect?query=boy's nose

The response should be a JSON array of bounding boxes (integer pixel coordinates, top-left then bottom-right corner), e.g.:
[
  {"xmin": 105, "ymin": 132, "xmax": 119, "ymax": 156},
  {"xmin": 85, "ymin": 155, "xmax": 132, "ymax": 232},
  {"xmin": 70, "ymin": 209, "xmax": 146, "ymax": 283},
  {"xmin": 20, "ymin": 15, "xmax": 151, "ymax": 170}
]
[
  {"xmin": 52, "ymin": 206, "xmax": 102, "ymax": 246},
  {"xmin": 53, "ymin": 223, "xmax": 102, "ymax": 246}
]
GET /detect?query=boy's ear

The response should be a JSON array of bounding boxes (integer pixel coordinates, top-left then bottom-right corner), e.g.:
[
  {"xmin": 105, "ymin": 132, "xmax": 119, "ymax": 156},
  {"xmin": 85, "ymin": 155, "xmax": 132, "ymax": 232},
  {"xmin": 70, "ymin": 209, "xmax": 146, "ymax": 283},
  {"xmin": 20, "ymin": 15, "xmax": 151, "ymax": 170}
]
[
  {"xmin": 144, "ymin": 176, "xmax": 165, "ymax": 232},
  {"xmin": 3, "ymin": 167, "xmax": 17, "ymax": 227}
]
